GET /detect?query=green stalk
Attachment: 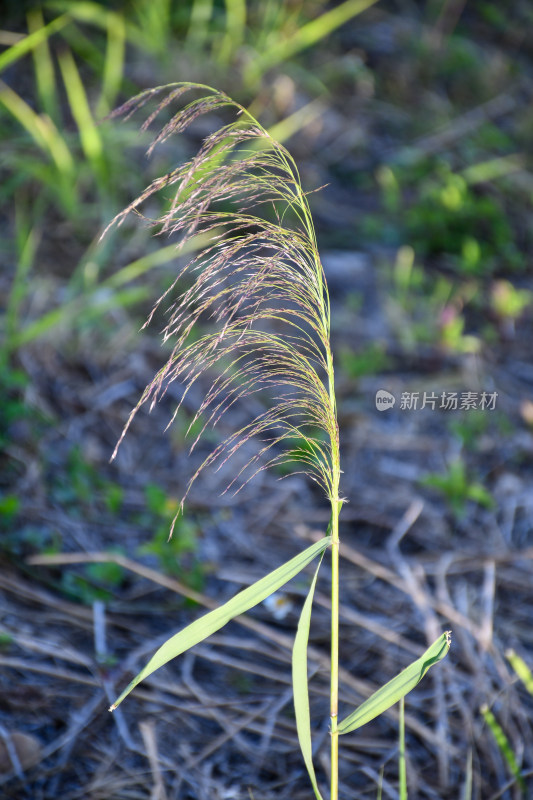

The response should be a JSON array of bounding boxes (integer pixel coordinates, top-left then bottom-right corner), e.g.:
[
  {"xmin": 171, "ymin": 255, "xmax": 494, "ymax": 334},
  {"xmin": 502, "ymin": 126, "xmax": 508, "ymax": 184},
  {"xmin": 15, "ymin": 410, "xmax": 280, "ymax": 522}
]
[
  {"xmin": 330, "ymin": 498, "xmax": 340, "ymax": 800},
  {"xmin": 399, "ymin": 696, "xmax": 407, "ymax": 799},
  {"xmin": 327, "ymin": 343, "xmax": 341, "ymax": 800},
  {"xmin": 296, "ymin": 164, "xmax": 342, "ymax": 800}
]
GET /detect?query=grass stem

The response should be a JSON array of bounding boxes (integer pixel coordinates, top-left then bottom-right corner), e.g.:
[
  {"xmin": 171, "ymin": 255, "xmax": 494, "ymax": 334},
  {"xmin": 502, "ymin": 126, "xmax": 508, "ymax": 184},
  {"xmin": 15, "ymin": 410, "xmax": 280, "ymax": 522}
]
[
  {"xmin": 399, "ymin": 696, "xmax": 407, "ymax": 799},
  {"xmin": 330, "ymin": 498, "xmax": 341, "ymax": 800}
]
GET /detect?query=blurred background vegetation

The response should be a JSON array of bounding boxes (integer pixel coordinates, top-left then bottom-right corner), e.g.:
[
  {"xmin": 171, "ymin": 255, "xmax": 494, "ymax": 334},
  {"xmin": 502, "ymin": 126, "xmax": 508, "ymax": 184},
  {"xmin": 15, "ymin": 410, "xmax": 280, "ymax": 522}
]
[{"xmin": 1, "ymin": 1, "xmax": 533, "ymax": 797}]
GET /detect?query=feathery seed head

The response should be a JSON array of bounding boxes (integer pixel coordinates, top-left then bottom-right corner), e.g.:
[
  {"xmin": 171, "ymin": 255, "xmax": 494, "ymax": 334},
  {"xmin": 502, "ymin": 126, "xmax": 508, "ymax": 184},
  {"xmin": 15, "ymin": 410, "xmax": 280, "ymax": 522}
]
[{"xmin": 106, "ymin": 83, "xmax": 340, "ymax": 512}]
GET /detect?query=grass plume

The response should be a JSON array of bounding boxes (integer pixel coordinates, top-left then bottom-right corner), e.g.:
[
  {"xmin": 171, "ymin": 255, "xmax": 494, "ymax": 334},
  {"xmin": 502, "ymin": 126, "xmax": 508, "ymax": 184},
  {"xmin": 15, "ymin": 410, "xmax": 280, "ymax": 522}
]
[{"xmin": 104, "ymin": 82, "xmax": 341, "ymax": 513}]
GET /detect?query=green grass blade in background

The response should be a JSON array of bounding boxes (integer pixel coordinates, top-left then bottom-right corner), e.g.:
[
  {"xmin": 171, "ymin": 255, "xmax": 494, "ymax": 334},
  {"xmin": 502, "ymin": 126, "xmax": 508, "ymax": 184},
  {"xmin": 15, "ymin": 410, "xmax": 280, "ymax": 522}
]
[
  {"xmin": 7, "ymin": 233, "xmax": 212, "ymax": 352},
  {"xmin": 57, "ymin": 48, "xmax": 105, "ymax": 180},
  {"xmin": 218, "ymin": 0, "xmax": 246, "ymax": 64},
  {"xmin": 97, "ymin": 10, "xmax": 125, "ymax": 117},
  {"xmin": 338, "ymin": 632, "xmax": 451, "ymax": 734},
  {"xmin": 130, "ymin": 0, "xmax": 172, "ymax": 55},
  {"xmin": 0, "ymin": 14, "xmax": 69, "ymax": 74},
  {"xmin": 5, "ymin": 211, "xmax": 41, "ymax": 354},
  {"xmin": 266, "ymin": 100, "xmax": 325, "ymax": 146},
  {"xmin": 249, "ymin": 0, "xmax": 380, "ymax": 80},
  {"xmin": 27, "ymin": 8, "xmax": 60, "ymax": 124},
  {"xmin": 102, "ymin": 237, "xmax": 213, "ymax": 291},
  {"xmin": 49, "ymin": 0, "xmax": 146, "ymax": 52},
  {"xmin": 292, "ymin": 554, "xmax": 325, "ymax": 800},
  {"xmin": 0, "ymin": 79, "xmax": 76, "ymax": 214},
  {"xmin": 186, "ymin": 0, "xmax": 214, "ymax": 48},
  {"xmin": 480, "ymin": 704, "xmax": 526, "ymax": 792},
  {"xmin": 0, "ymin": 80, "xmax": 74, "ymax": 176},
  {"xmin": 110, "ymin": 536, "xmax": 331, "ymax": 710},
  {"xmin": 506, "ymin": 649, "xmax": 533, "ymax": 695}
]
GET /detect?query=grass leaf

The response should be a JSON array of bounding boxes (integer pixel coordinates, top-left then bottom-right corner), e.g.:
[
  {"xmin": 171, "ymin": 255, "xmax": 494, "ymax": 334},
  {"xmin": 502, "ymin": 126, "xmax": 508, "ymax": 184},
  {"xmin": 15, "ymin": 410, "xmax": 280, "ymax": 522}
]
[
  {"xmin": 292, "ymin": 554, "xmax": 325, "ymax": 800},
  {"xmin": 58, "ymin": 48, "xmax": 104, "ymax": 178},
  {"xmin": 0, "ymin": 14, "xmax": 69, "ymax": 74},
  {"xmin": 110, "ymin": 535, "xmax": 331, "ymax": 710},
  {"xmin": 248, "ymin": 0, "xmax": 379, "ymax": 81},
  {"xmin": 338, "ymin": 632, "xmax": 451, "ymax": 734}
]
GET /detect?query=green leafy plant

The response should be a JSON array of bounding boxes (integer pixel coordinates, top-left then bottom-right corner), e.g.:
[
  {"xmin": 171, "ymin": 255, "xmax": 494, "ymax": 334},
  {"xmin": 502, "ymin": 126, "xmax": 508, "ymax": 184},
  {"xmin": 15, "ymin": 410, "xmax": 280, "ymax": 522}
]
[
  {"xmin": 387, "ymin": 245, "xmax": 479, "ymax": 354},
  {"xmin": 105, "ymin": 83, "xmax": 450, "ymax": 799},
  {"xmin": 0, "ymin": 7, "xmax": 126, "ymax": 218},
  {"xmin": 450, "ymin": 409, "xmax": 511, "ymax": 452},
  {"xmin": 60, "ymin": 558, "xmax": 127, "ymax": 605},
  {"xmin": 137, "ymin": 483, "xmax": 203, "ymax": 589},
  {"xmin": 338, "ymin": 342, "xmax": 390, "ymax": 380},
  {"xmin": 51, "ymin": 445, "xmax": 124, "ymax": 514},
  {"xmin": 0, "ymin": 364, "xmax": 30, "ymax": 448},
  {"xmin": 422, "ymin": 458, "xmax": 494, "ymax": 518},
  {"xmin": 400, "ymin": 160, "xmax": 524, "ymax": 276}
]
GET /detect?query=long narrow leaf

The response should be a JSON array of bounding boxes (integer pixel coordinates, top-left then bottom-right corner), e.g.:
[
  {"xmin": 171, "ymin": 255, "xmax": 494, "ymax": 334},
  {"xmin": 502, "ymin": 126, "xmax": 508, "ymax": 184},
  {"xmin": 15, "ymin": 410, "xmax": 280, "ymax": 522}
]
[
  {"xmin": 97, "ymin": 10, "xmax": 125, "ymax": 117},
  {"xmin": 292, "ymin": 554, "xmax": 325, "ymax": 800},
  {"xmin": 250, "ymin": 0, "xmax": 379, "ymax": 77},
  {"xmin": 110, "ymin": 536, "xmax": 331, "ymax": 710},
  {"xmin": 27, "ymin": 8, "xmax": 60, "ymax": 123},
  {"xmin": 58, "ymin": 48, "xmax": 104, "ymax": 173},
  {"xmin": 338, "ymin": 632, "xmax": 451, "ymax": 734},
  {"xmin": 0, "ymin": 80, "xmax": 74, "ymax": 177},
  {"xmin": 0, "ymin": 14, "xmax": 69, "ymax": 74}
]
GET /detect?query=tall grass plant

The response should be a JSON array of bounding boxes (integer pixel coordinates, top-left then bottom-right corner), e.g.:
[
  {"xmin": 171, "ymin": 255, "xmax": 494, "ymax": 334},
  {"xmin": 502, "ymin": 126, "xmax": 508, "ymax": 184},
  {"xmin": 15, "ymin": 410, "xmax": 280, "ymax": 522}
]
[{"xmin": 105, "ymin": 83, "xmax": 450, "ymax": 798}]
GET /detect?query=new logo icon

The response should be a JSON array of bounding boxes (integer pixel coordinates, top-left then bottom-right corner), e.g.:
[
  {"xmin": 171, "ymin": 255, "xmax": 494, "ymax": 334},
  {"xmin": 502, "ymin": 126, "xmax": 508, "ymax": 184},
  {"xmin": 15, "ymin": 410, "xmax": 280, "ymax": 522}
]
[{"xmin": 375, "ymin": 389, "xmax": 395, "ymax": 411}]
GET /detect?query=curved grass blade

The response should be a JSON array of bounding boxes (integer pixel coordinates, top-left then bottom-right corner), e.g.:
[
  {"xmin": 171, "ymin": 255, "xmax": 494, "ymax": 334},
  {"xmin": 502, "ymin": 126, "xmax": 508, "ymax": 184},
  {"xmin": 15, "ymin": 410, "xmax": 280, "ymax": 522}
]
[
  {"xmin": 110, "ymin": 535, "xmax": 331, "ymax": 710},
  {"xmin": 338, "ymin": 631, "xmax": 451, "ymax": 734},
  {"xmin": 292, "ymin": 554, "xmax": 325, "ymax": 800}
]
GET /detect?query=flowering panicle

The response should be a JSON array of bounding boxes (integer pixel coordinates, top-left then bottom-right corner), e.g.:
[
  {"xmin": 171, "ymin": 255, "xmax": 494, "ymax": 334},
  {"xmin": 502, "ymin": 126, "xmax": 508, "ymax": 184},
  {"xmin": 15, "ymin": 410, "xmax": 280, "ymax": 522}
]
[{"xmin": 105, "ymin": 83, "xmax": 340, "ymax": 510}]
